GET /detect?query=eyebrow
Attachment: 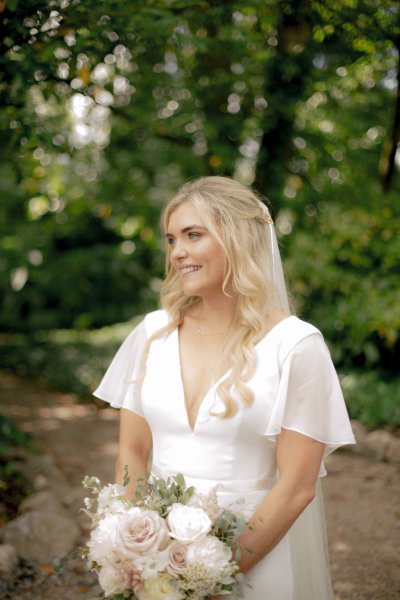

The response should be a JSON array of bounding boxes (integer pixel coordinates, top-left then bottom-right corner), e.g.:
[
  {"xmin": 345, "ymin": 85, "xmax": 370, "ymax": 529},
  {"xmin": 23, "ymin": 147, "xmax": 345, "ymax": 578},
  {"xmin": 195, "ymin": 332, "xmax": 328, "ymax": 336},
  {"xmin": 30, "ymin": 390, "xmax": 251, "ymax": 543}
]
[{"xmin": 165, "ymin": 225, "xmax": 208, "ymax": 237}]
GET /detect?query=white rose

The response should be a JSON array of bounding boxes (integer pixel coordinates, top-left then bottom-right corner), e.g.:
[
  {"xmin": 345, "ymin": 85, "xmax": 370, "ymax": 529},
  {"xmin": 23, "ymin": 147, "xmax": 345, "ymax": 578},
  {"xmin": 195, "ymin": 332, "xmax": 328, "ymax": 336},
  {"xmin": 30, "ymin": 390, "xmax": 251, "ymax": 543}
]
[
  {"xmin": 97, "ymin": 483, "xmax": 126, "ymax": 514},
  {"xmin": 98, "ymin": 563, "xmax": 125, "ymax": 597},
  {"xmin": 136, "ymin": 573, "xmax": 184, "ymax": 600},
  {"xmin": 186, "ymin": 536, "xmax": 232, "ymax": 575},
  {"xmin": 167, "ymin": 504, "xmax": 211, "ymax": 544},
  {"xmin": 116, "ymin": 507, "xmax": 170, "ymax": 560},
  {"xmin": 87, "ymin": 512, "xmax": 120, "ymax": 566},
  {"xmin": 166, "ymin": 541, "xmax": 188, "ymax": 577}
]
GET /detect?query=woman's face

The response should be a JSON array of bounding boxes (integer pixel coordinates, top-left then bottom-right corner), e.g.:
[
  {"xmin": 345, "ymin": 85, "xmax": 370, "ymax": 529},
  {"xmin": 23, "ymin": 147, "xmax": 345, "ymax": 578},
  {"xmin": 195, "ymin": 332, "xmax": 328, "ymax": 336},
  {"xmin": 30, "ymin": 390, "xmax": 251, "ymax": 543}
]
[{"xmin": 166, "ymin": 202, "xmax": 226, "ymax": 299}]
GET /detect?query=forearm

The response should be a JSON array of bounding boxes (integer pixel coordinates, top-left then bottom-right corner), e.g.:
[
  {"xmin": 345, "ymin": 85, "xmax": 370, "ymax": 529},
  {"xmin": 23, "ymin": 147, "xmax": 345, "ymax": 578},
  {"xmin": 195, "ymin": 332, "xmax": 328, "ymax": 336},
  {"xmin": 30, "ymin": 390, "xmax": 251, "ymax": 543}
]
[
  {"xmin": 212, "ymin": 486, "xmax": 311, "ymax": 600},
  {"xmin": 116, "ymin": 409, "xmax": 152, "ymax": 501},
  {"xmin": 115, "ymin": 452, "xmax": 149, "ymax": 501},
  {"xmin": 235, "ymin": 478, "xmax": 315, "ymax": 573}
]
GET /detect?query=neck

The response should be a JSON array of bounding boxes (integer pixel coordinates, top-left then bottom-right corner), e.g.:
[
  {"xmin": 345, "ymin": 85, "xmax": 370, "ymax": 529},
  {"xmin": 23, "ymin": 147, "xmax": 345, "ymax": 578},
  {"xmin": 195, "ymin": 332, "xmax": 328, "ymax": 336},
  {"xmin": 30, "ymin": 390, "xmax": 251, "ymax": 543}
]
[{"xmin": 196, "ymin": 294, "xmax": 237, "ymax": 331}]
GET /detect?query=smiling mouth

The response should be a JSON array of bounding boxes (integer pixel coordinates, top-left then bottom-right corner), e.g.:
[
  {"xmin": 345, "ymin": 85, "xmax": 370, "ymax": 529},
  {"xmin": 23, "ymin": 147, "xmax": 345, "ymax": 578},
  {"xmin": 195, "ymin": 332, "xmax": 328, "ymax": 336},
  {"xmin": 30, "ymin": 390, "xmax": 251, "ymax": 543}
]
[{"xmin": 180, "ymin": 266, "xmax": 201, "ymax": 275}]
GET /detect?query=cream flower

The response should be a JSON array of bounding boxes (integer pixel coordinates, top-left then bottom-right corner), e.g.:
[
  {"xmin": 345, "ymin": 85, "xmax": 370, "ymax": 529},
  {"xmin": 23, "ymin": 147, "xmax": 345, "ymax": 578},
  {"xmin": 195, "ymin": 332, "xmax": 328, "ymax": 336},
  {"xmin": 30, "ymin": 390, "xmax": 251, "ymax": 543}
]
[
  {"xmin": 97, "ymin": 483, "xmax": 126, "ymax": 514},
  {"xmin": 136, "ymin": 573, "xmax": 184, "ymax": 600},
  {"xmin": 186, "ymin": 536, "xmax": 232, "ymax": 575},
  {"xmin": 167, "ymin": 504, "xmax": 211, "ymax": 544},
  {"xmin": 98, "ymin": 563, "xmax": 125, "ymax": 597},
  {"xmin": 115, "ymin": 507, "xmax": 170, "ymax": 560},
  {"xmin": 166, "ymin": 541, "xmax": 188, "ymax": 577},
  {"xmin": 134, "ymin": 548, "xmax": 170, "ymax": 579},
  {"xmin": 98, "ymin": 561, "xmax": 143, "ymax": 597},
  {"xmin": 87, "ymin": 512, "xmax": 120, "ymax": 566}
]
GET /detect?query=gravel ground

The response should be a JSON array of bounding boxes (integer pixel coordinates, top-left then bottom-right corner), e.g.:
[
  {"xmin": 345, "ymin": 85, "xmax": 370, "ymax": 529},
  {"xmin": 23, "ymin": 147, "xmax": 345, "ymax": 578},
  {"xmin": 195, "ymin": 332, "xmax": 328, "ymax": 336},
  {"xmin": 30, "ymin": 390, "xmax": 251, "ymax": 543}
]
[{"xmin": 0, "ymin": 370, "xmax": 399, "ymax": 600}]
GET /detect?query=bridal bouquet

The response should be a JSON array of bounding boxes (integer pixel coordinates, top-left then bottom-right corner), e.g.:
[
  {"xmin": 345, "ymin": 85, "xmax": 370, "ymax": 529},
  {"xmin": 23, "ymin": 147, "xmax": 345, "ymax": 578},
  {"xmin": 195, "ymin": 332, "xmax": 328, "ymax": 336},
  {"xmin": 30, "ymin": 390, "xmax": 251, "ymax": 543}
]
[{"xmin": 81, "ymin": 471, "xmax": 247, "ymax": 599}]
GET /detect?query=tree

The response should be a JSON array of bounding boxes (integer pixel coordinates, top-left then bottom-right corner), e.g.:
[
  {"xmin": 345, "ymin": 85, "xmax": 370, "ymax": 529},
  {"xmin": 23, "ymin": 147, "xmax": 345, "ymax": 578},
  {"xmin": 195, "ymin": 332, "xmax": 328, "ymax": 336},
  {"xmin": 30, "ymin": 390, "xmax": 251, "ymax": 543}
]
[{"xmin": 0, "ymin": 0, "xmax": 399, "ymax": 374}]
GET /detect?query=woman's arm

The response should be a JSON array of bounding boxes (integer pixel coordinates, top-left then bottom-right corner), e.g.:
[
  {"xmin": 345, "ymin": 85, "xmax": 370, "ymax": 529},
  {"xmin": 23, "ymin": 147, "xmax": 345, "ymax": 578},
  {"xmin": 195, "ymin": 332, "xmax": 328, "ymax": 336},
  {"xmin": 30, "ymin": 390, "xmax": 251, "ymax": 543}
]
[
  {"xmin": 234, "ymin": 428, "xmax": 325, "ymax": 573},
  {"xmin": 115, "ymin": 408, "xmax": 152, "ymax": 500}
]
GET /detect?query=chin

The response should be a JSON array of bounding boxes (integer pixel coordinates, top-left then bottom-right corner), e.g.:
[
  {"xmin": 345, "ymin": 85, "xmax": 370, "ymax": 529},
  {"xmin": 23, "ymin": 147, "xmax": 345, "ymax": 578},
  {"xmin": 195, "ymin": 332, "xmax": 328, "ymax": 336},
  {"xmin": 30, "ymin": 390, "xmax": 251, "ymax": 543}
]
[{"xmin": 182, "ymin": 287, "xmax": 200, "ymax": 298}]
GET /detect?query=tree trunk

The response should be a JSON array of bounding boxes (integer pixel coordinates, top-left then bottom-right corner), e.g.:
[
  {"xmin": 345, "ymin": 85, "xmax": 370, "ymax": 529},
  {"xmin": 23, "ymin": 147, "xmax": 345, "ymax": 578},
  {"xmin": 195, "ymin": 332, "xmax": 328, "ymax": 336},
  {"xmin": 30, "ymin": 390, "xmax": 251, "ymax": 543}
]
[
  {"xmin": 381, "ymin": 44, "xmax": 400, "ymax": 193},
  {"xmin": 255, "ymin": 0, "xmax": 312, "ymax": 210}
]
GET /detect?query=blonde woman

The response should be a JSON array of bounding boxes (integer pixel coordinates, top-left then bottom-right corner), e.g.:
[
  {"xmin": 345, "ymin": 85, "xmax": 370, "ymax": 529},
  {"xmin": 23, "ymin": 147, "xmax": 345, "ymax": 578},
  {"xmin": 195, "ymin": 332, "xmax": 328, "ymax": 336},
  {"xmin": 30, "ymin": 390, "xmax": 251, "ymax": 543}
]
[{"xmin": 95, "ymin": 176, "xmax": 355, "ymax": 599}]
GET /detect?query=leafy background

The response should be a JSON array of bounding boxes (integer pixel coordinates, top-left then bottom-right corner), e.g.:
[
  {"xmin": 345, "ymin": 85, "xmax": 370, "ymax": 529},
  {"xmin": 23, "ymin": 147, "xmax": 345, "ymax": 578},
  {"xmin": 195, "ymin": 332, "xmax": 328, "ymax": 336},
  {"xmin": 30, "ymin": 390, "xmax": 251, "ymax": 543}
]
[{"xmin": 1, "ymin": 0, "xmax": 399, "ymax": 428}]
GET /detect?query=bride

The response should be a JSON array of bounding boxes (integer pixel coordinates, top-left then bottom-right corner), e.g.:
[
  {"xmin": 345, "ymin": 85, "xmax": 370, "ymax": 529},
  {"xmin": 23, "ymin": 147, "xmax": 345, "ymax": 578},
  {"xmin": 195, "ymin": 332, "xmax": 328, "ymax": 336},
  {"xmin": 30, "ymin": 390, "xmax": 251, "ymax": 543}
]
[{"xmin": 94, "ymin": 176, "xmax": 356, "ymax": 599}]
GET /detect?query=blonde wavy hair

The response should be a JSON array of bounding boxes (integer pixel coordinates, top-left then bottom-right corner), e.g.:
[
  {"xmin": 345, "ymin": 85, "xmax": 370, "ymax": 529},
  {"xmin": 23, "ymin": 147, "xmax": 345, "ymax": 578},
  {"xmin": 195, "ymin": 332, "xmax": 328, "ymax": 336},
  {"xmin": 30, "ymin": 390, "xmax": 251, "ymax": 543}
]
[{"xmin": 147, "ymin": 176, "xmax": 289, "ymax": 417}]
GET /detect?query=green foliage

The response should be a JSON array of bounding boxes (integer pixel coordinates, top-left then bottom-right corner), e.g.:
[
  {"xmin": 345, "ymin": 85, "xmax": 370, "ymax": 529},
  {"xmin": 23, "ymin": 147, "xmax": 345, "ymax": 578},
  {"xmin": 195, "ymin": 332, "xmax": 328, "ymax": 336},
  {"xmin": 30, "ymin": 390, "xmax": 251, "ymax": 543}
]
[
  {"xmin": 213, "ymin": 508, "xmax": 247, "ymax": 548},
  {"xmin": 284, "ymin": 193, "xmax": 400, "ymax": 373},
  {"xmin": 135, "ymin": 473, "xmax": 195, "ymax": 518},
  {"xmin": 1, "ymin": 317, "xmax": 398, "ymax": 429},
  {"xmin": 341, "ymin": 371, "xmax": 400, "ymax": 430},
  {"xmin": 0, "ymin": 415, "xmax": 35, "ymax": 522},
  {"xmin": 0, "ymin": 317, "xmax": 141, "ymax": 396},
  {"xmin": 0, "ymin": 1, "xmax": 399, "ymax": 393},
  {"xmin": 0, "ymin": 414, "xmax": 33, "ymax": 455}
]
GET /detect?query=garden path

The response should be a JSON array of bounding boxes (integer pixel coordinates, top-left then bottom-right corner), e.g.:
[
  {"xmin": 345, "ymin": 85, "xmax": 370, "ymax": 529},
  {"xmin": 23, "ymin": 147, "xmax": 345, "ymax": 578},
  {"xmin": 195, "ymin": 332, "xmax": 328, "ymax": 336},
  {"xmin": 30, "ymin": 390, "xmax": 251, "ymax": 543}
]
[{"xmin": 1, "ymin": 370, "xmax": 399, "ymax": 600}]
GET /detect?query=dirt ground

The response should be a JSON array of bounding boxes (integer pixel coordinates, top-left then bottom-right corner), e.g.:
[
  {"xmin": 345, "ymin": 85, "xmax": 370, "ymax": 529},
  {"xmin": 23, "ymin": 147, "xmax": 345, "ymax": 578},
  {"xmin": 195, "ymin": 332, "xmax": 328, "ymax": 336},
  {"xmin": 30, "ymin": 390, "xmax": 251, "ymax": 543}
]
[{"xmin": 0, "ymin": 370, "xmax": 399, "ymax": 600}]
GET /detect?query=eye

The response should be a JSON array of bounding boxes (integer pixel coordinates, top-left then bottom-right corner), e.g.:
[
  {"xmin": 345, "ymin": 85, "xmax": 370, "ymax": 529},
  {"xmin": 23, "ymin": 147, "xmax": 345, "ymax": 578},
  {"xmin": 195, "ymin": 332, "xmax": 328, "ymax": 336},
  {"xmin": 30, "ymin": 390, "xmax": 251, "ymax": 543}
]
[
  {"xmin": 188, "ymin": 231, "xmax": 201, "ymax": 240},
  {"xmin": 166, "ymin": 236, "xmax": 176, "ymax": 246}
]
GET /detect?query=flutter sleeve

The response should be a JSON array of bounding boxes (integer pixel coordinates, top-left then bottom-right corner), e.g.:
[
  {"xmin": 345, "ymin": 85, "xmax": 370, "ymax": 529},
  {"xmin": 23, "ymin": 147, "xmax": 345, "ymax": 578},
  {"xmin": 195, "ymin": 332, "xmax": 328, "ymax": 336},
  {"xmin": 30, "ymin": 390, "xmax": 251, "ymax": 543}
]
[
  {"xmin": 93, "ymin": 319, "xmax": 148, "ymax": 417},
  {"xmin": 264, "ymin": 331, "xmax": 356, "ymax": 462}
]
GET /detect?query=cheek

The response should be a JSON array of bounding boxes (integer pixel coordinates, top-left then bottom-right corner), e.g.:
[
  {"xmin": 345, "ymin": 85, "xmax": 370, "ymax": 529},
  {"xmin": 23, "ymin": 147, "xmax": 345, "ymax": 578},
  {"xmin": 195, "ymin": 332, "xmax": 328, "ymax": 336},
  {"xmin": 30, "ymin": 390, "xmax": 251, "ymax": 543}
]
[
  {"xmin": 168, "ymin": 249, "xmax": 177, "ymax": 268},
  {"xmin": 213, "ymin": 248, "xmax": 227, "ymax": 275},
  {"xmin": 217, "ymin": 259, "xmax": 227, "ymax": 279}
]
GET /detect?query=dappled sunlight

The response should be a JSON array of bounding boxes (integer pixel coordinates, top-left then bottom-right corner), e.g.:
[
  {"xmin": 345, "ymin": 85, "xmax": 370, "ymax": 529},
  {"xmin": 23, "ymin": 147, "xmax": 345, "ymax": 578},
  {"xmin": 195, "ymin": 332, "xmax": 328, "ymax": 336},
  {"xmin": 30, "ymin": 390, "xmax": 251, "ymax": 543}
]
[
  {"xmin": 31, "ymin": 418, "xmax": 61, "ymax": 432},
  {"xmin": 35, "ymin": 404, "xmax": 96, "ymax": 420},
  {"xmin": 1, "ymin": 370, "xmax": 120, "ymax": 490},
  {"xmin": 97, "ymin": 441, "xmax": 119, "ymax": 457},
  {"xmin": 98, "ymin": 408, "xmax": 120, "ymax": 421},
  {"xmin": 332, "ymin": 541, "xmax": 350, "ymax": 553}
]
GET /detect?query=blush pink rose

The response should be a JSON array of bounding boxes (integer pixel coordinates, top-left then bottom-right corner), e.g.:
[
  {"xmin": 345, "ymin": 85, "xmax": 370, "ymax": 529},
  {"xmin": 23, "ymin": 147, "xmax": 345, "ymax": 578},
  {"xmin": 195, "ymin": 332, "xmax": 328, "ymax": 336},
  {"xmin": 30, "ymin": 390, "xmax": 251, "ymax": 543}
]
[
  {"xmin": 117, "ymin": 562, "xmax": 143, "ymax": 593},
  {"xmin": 115, "ymin": 507, "xmax": 170, "ymax": 560},
  {"xmin": 166, "ymin": 541, "xmax": 188, "ymax": 577}
]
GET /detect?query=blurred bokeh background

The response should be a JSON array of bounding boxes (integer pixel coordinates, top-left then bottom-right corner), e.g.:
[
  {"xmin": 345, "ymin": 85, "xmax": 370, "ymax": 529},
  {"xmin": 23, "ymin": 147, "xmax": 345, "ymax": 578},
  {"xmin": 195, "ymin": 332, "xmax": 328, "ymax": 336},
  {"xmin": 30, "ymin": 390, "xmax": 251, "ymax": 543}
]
[{"xmin": 0, "ymin": 0, "xmax": 399, "ymax": 429}]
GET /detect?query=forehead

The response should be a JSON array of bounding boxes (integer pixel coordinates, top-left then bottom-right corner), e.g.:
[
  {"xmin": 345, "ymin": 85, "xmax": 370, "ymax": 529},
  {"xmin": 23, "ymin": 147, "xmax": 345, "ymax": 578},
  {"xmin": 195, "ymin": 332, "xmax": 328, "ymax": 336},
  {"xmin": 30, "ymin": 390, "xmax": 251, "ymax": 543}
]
[{"xmin": 167, "ymin": 202, "xmax": 206, "ymax": 231}]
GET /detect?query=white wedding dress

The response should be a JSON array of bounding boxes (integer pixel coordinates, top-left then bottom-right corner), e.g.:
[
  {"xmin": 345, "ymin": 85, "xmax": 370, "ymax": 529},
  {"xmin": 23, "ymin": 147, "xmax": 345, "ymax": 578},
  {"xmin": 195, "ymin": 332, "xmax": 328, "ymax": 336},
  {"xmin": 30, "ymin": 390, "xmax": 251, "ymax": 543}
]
[{"xmin": 94, "ymin": 309, "xmax": 356, "ymax": 600}]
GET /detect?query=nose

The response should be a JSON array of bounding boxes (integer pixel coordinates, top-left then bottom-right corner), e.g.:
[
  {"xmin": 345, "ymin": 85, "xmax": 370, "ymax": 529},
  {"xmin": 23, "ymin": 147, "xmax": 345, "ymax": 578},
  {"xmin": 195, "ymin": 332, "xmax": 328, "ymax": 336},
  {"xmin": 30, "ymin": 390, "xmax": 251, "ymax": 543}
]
[{"xmin": 170, "ymin": 239, "xmax": 188, "ymax": 261}]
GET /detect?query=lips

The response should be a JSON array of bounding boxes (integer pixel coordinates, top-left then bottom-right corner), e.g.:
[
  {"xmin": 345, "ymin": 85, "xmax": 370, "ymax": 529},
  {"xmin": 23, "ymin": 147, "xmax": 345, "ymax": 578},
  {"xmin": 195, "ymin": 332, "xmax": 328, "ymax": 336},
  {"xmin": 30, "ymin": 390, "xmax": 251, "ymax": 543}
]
[{"xmin": 180, "ymin": 265, "xmax": 201, "ymax": 275}]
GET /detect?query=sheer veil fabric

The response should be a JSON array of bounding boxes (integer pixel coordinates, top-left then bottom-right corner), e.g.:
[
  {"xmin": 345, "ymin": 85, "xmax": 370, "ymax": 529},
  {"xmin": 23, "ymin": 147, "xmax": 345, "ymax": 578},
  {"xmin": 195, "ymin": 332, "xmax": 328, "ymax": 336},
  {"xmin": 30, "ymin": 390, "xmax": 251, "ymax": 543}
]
[
  {"xmin": 263, "ymin": 209, "xmax": 291, "ymax": 315},
  {"xmin": 259, "ymin": 200, "xmax": 334, "ymax": 600}
]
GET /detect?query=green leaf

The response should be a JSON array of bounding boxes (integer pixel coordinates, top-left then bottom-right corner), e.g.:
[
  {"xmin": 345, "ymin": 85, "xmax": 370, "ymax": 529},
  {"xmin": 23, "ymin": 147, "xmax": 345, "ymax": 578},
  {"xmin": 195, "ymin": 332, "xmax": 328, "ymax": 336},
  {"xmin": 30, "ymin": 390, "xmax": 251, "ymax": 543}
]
[{"xmin": 123, "ymin": 465, "xmax": 130, "ymax": 487}]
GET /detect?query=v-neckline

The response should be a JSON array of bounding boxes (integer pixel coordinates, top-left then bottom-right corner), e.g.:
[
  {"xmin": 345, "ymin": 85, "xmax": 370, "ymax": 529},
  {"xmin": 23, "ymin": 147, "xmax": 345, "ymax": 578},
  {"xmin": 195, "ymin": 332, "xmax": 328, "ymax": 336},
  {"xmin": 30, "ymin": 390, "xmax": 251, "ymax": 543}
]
[
  {"xmin": 174, "ymin": 314, "xmax": 295, "ymax": 434},
  {"xmin": 175, "ymin": 327, "xmax": 227, "ymax": 433}
]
